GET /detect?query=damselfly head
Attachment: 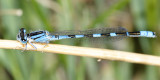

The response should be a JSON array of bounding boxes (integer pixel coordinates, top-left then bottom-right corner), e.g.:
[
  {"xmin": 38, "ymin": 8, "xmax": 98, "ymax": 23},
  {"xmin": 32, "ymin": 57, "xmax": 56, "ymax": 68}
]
[{"xmin": 17, "ymin": 28, "xmax": 28, "ymax": 44}]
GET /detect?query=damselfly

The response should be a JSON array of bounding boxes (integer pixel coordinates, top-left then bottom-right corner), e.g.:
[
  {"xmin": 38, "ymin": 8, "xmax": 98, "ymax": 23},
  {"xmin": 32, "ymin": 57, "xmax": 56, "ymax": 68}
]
[{"xmin": 17, "ymin": 27, "xmax": 156, "ymax": 49}]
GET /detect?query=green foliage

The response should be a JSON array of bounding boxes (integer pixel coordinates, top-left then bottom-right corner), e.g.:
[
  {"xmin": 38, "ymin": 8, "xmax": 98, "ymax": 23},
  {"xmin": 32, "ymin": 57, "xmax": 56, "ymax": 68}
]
[{"xmin": 0, "ymin": 0, "xmax": 160, "ymax": 80}]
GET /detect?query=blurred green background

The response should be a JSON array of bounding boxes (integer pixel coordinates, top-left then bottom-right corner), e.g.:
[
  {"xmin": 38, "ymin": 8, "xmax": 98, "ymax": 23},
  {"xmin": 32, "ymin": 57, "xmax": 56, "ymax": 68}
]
[{"xmin": 0, "ymin": 0, "xmax": 160, "ymax": 80}]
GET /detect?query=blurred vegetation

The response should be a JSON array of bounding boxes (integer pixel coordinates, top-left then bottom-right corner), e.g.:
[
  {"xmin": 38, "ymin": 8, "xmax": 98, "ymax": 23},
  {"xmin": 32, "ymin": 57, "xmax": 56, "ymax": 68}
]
[{"xmin": 0, "ymin": 0, "xmax": 160, "ymax": 80}]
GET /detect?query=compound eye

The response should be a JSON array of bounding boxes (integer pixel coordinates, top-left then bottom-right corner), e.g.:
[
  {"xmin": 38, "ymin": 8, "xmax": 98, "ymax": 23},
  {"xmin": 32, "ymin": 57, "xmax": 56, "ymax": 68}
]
[
  {"xmin": 20, "ymin": 32, "xmax": 24, "ymax": 38},
  {"xmin": 20, "ymin": 28, "xmax": 25, "ymax": 32}
]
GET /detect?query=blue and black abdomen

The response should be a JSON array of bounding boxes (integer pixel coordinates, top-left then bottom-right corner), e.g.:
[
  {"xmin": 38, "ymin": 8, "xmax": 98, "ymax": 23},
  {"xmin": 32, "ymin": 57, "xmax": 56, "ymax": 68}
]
[{"xmin": 49, "ymin": 27, "xmax": 156, "ymax": 40}]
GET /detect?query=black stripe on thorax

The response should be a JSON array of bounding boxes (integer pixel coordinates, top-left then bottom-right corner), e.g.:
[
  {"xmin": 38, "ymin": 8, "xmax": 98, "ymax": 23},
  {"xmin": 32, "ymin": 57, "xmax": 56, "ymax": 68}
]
[
  {"xmin": 29, "ymin": 31, "xmax": 45, "ymax": 36},
  {"xmin": 33, "ymin": 36, "xmax": 42, "ymax": 40}
]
